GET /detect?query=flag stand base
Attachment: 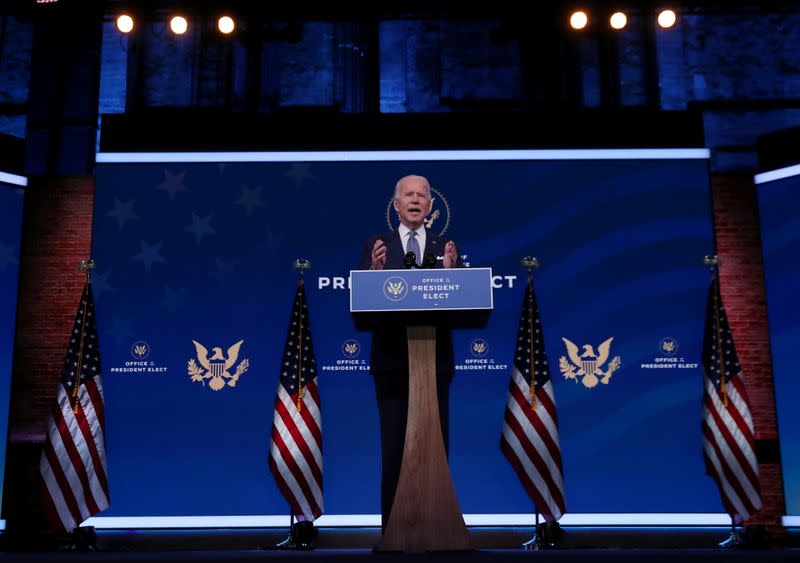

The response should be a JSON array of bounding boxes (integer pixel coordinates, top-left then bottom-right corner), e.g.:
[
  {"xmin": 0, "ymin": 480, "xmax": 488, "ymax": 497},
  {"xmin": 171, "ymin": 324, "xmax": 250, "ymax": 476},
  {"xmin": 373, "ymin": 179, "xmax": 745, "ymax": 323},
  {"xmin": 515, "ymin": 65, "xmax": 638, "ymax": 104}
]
[
  {"xmin": 523, "ymin": 522, "xmax": 562, "ymax": 550},
  {"xmin": 57, "ymin": 526, "xmax": 100, "ymax": 552},
  {"xmin": 270, "ymin": 521, "xmax": 318, "ymax": 551},
  {"xmin": 272, "ymin": 534, "xmax": 298, "ymax": 550},
  {"xmin": 717, "ymin": 530, "xmax": 743, "ymax": 549},
  {"xmin": 521, "ymin": 533, "xmax": 543, "ymax": 550}
]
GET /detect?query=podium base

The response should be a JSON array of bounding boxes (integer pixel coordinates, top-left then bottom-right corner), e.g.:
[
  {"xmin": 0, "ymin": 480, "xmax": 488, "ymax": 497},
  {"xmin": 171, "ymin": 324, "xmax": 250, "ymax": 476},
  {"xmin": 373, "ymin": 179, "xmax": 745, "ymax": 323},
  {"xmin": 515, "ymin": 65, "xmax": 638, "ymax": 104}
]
[{"xmin": 374, "ymin": 326, "xmax": 471, "ymax": 552}]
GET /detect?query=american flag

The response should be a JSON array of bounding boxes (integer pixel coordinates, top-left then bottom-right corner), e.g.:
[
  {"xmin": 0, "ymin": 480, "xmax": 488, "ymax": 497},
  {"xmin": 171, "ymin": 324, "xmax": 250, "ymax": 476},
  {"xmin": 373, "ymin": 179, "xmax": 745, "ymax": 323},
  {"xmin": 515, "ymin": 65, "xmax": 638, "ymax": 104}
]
[
  {"xmin": 500, "ymin": 275, "xmax": 566, "ymax": 522},
  {"xmin": 702, "ymin": 274, "xmax": 762, "ymax": 522},
  {"xmin": 269, "ymin": 280, "xmax": 323, "ymax": 521},
  {"xmin": 39, "ymin": 281, "xmax": 109, "ymax": 533}
]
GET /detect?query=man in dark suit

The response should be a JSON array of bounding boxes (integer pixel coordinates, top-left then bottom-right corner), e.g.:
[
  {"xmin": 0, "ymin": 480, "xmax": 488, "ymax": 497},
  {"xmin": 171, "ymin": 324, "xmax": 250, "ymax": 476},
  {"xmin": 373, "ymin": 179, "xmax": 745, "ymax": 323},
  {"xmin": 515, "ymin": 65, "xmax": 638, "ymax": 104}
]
[{"xmin": 358, "ymin": 174, "xmax": 462, "ymax": 531}]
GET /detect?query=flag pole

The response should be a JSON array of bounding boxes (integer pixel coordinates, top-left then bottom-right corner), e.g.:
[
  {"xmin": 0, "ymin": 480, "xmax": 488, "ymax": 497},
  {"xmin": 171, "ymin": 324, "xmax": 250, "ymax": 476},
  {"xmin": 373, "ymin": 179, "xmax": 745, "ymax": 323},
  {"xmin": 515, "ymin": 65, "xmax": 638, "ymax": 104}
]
[
  {"xmin": 276, "ymin": 259, "xmax": 312, "ymax": 550},
  {"xmin": 272, "ymin": 258, "xmax": 310, "ymax": 552},
  {"xmin": 520, "ymin": 257, "xmax": 545, "ymax": 551},
  {"xmin": 270, "ymin": 258, "xmax": 318, "ymax": 552},
  {"xmin": 58, "ymin": 259, "xmax": 101, "ymax": 551},
  {"xmin": 703, "ymin": 255, "xmax": 745, "ymax": 549}
]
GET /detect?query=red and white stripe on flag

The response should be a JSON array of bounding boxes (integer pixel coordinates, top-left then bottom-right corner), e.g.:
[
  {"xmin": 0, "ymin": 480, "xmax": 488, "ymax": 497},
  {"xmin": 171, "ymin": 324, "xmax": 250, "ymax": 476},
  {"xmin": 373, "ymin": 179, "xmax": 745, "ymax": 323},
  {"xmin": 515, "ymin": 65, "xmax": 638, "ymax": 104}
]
[
  {"xmin": 501, "ymin": 370, "xmax": 566, "ymax": 522},
  {"xmin": 269, "ymin": 379, "xmax": 323, "ymax": 521},
  {"xmin": 702, "ymin": 374, "xmax": 762, "ymax": 521}
]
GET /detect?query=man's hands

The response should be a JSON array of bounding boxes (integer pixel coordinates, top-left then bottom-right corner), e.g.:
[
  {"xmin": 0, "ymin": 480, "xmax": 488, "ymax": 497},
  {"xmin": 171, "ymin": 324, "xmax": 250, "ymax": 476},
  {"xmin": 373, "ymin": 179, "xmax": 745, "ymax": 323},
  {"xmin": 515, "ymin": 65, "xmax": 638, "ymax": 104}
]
[
  {"xmin": 444, "ymin": 240, "xmax": 458, "ymax": 269},
  {"xmin": 372, "ymin": 238, "xmax": 458, "ymax": 269},
  {"xmin": 371, "ymin": 239, "xmax": 387, "ymax": 270}
]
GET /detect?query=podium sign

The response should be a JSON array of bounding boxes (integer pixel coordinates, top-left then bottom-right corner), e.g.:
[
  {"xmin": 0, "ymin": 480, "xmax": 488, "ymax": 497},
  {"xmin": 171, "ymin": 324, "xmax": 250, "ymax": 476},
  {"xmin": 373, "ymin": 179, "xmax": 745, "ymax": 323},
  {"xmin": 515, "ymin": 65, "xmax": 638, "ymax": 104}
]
[{"xmin": 349, "ymin": 267, "xmax": 493, "ymax": 312}]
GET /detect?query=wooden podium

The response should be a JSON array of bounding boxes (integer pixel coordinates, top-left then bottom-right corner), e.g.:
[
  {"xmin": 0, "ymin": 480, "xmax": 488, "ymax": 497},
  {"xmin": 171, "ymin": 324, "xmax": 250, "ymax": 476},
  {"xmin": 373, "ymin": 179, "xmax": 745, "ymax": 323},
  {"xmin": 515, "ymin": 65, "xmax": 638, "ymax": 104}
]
[
  {"xmin": 375, "ymin": 325, "xmax": 471, "ymax": 552},
  {"xmin": 349, "ymin": 267, "xmax": 493, "ymax": 552}
]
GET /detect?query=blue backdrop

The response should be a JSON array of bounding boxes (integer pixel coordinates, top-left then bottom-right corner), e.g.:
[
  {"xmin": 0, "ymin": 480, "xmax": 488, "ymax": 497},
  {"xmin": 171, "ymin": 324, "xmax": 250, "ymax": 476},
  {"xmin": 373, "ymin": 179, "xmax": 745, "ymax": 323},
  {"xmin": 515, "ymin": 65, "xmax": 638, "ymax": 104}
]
[
  {"xmin": 0, "ymin": 182, "xmax": 25, "ymax": 511},
  {"xmin": 92, "ymin": 151, "xmax": 720, "ymax": 518},
  {"xmin": 757, "ymin": 168, "xmax": 800, "ymax": 516}
]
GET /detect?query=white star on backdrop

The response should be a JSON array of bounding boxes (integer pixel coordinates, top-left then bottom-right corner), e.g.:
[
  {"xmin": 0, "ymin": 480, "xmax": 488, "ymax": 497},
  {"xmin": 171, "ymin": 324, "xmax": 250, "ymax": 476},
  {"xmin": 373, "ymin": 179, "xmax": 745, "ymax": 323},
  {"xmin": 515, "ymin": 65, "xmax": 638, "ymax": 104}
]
[
  {"xmin": 185, "ymin": 212, "xmax": 216, "ymax": 244},
  {"xmin": 106, "ymin": 197, "xmax": 138, "ymax": 230},
  {"xmin": 157, "ymin": 170, "xmax": 189, "ymax": 200},
  {"xmin": 234, "ymin": 185, "xmax": 264, "ymax": 216},
  {"xmin": 132, "ymin": 240, "xmax": 166, "ymax": 272}
]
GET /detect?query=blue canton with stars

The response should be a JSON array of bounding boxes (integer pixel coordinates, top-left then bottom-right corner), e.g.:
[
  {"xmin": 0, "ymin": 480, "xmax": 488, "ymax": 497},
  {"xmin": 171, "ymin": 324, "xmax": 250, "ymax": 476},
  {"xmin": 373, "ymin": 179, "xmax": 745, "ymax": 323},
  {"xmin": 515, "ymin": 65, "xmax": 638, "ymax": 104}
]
[
  {"xmin": 63, "ymin": 282, "xmax": 102, "ymax": 392},
  {"xmin": 279, "ymin": 281, "xmax": 317, "ymax": 396},
  {"xmin": 702, "ymin": 275, "xmax": 741, "ymax": 387},
  {"xmin": 515, "ymin": 276, "xmax": 551, "ymax": 388}
]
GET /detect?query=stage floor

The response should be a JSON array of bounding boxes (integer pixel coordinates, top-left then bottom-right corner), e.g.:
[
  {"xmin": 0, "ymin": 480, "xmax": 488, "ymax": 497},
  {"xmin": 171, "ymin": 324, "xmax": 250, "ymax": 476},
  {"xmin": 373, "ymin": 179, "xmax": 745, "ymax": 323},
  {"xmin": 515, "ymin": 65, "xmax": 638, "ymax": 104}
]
[
  {"xmin": 2, "ymin": 527, "xmax": 799, "ymax": 561},
  {"xmin": 0, "ymin": 548, "xmax": 800, "ymax": 562}
]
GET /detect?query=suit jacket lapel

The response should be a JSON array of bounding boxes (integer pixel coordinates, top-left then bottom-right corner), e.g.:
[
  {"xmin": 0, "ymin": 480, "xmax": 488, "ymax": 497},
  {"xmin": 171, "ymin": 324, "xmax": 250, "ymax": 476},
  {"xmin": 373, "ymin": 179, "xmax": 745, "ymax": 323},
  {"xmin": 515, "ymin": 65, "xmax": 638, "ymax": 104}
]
[
  {"xmin": 386, "ymin": 229, "xmax": 405, "ymax": 269},
  {"xmin": 426, "ymin": 229, "xmax": 442, "ymax": 260}
]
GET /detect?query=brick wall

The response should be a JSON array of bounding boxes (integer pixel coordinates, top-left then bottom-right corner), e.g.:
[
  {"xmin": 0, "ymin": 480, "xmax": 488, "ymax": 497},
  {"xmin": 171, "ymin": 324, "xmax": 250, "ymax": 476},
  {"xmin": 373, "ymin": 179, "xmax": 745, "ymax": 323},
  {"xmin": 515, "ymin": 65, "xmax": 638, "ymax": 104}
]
[
  {"xmin": 8, "ymin": 177, "xmax": 95, "ymax": 440},
  {"xmin": 710, "ymin": 174, "xmax": 784, "ymax": 529}
]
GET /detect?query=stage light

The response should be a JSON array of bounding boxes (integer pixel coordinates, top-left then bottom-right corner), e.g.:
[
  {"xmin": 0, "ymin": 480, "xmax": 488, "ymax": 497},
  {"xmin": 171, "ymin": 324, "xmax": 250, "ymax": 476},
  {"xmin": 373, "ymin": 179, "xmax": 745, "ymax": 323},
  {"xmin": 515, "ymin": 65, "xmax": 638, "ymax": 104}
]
[
  {"xmin": 217, "ymin": 16, "xmax": 235, "ymax": 34},
  {"xmin": 610, "ymin": 11, "xmax": 628, "ymax": 30},
  {"xmin": 657, "ymin": 9, "xmax": 677, "ymax": 28},
  {"xmin": 569, "ymin": 11, "xmax": 588, "ymax": 30},
  {"xmin": 170, "ymin": 16, "xmax": 188, "ymax": 35},
  {"xmin": 116, "ymin": 14, "xmax": 134, "ymax": 34}
]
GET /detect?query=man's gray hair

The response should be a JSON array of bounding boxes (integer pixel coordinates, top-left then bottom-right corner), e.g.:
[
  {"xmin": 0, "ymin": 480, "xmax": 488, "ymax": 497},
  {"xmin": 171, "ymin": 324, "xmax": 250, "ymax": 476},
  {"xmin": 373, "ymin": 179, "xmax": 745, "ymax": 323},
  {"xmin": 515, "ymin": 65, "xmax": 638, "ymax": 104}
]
[{"xmin": 393, "ymin": 174, "xmax": 431, "ymax": 198}]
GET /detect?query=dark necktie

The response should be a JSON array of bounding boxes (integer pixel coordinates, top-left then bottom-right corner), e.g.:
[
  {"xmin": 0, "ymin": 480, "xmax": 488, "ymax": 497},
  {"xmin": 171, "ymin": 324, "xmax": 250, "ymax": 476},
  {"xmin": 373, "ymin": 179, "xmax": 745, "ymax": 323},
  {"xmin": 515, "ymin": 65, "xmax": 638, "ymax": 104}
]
[{"xmin": 407, "ymin": 230, "xmax": 421, "ymax": 267}]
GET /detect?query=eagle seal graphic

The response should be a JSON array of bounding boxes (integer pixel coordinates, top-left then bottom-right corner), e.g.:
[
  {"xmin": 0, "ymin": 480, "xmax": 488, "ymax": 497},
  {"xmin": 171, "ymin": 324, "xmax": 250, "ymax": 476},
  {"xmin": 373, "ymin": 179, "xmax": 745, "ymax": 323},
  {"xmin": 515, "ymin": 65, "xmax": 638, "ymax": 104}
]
[
  {"xmin": 187, "ymin": 339, "xmax": 250, "ymax": 391},
  {"xmin": 383, "ymin": 276, "xmax": 408, "ymax": 301},
  {"xmin": 559, "ymin": 337, "xmax": 621, "ymax": 388}
]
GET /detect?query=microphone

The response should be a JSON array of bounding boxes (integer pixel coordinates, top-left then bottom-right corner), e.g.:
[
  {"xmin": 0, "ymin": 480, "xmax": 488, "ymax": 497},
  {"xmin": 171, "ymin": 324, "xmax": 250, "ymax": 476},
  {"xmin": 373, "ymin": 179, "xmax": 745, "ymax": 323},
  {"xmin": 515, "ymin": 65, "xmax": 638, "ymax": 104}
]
[
  {"xmin": 403, "ymin": 251, "xmax": 417, "ymax": 269},
  {"xmin": 422, "ymin": 252, "xmax": 436, "ymax": 269}
]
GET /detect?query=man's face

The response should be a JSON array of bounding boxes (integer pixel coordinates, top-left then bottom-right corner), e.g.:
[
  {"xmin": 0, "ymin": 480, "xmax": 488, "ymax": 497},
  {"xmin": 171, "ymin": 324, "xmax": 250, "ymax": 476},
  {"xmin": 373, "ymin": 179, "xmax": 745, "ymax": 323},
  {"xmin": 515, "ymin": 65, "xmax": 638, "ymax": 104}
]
[{"xmin": 393, "ymin": 178, "xmax": 432, "ymax": 230}]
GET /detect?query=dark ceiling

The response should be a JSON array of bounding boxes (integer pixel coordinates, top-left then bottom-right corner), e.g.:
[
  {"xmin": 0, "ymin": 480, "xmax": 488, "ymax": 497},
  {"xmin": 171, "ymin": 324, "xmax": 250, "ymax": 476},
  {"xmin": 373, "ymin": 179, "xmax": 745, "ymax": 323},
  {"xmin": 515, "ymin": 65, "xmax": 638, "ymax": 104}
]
[{"xmin": 4, "ymin": 1, "xmax": 800, "ymax": 23}]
